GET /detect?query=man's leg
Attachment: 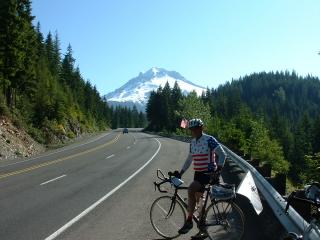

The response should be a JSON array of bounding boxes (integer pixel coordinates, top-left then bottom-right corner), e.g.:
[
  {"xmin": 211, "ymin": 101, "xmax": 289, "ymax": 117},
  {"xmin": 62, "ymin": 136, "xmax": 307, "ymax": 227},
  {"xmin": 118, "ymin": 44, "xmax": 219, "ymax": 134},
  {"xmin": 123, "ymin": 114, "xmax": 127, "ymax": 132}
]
[
  {"xmin": 191, "ymin": 175, "xmax": 210, "ymax": 239},
  {"xmin": 178, "ymin": 181, "xmax": 202, "ymax": 234},
  {"xmin": 187, "ymin": 181, "xmax": 202, "ymax": 214}
]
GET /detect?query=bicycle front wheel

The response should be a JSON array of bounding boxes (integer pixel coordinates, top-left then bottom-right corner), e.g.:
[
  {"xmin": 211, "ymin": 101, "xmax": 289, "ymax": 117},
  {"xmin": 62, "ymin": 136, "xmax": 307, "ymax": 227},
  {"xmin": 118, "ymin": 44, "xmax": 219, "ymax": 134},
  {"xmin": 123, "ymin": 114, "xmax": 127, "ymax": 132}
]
[
  {"xmin": 150, "ymin": 195, "xmax": 186, "ymax": 239},
  {"xmin": 204, "ymin": 200, "xmax": 245, "ymax": 240}
]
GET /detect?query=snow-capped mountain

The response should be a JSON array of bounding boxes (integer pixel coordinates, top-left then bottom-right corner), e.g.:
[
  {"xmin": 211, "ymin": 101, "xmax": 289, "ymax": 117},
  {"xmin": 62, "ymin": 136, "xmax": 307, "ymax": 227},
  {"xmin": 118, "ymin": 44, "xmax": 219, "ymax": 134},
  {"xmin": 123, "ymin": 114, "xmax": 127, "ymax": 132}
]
[{"xmin": 104, "ymin": 67, "xmax": 206, "ymax": 112}]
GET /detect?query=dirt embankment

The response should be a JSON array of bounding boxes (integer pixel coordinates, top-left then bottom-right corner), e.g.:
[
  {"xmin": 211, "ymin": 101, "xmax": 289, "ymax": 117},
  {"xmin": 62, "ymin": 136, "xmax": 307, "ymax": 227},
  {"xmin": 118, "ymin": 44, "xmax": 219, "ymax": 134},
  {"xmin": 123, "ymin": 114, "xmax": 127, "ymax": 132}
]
[{"xmin": 0, "ymin": 118, "xmax": 45, "ymax": 161}]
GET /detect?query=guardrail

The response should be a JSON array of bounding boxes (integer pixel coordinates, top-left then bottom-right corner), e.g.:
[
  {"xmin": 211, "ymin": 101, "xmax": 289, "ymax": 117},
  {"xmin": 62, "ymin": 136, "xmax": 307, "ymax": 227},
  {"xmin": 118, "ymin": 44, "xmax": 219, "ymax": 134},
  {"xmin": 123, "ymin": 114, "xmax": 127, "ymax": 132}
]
[
  {"xmin": 224, "ymin": 146, "xmax": 319, "ymax": 239},
  {"xmin": 158, "ymin": 133, "xmax": 319, "ymax": 240}
]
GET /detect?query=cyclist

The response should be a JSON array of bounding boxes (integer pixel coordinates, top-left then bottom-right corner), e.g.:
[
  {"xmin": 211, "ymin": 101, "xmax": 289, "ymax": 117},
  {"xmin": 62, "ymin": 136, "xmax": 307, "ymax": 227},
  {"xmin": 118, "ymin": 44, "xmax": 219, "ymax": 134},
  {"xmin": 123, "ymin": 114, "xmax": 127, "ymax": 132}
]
[{"xmin": 177, "ymin": 118, "xmax": 227, "ymax": 239}]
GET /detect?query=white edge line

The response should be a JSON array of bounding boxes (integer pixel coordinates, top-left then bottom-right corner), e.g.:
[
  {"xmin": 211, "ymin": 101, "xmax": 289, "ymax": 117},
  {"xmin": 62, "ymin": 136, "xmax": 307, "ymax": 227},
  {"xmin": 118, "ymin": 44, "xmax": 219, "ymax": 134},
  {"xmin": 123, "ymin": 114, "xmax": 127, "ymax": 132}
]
[
  {"xmin": 44, "ymin": 138, "xmax": 161, "ymax": 240},
  {"xmin": 126, "ymin": 146, "xmax": 131, "ymax": 149},
  {"xmin": 0, "ymin": 132, "xmax": 111, "ymax": 168},
  {"xmin": 40, "ymin": 175, "xmax": 67, "ymax": 186},
  {"xmin": 106, "ymin": 154, "xmax": 115, "ymax": 159}
]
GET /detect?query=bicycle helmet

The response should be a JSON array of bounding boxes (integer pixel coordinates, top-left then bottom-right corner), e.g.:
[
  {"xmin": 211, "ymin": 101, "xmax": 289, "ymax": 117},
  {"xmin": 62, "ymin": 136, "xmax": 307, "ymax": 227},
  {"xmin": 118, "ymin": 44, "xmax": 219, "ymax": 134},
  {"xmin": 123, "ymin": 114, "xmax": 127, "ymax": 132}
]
[{"xmin": 188, "ymin": 118, "xmax": 204, "ymax": 129}]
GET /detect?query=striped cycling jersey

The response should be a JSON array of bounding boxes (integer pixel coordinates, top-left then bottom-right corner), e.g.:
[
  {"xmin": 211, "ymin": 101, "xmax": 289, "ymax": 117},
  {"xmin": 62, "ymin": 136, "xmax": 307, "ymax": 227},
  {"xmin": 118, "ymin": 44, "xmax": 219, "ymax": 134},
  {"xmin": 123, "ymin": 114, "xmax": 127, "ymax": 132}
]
[{"xmin": 190, "ymin": 133, "xmax": 219, "ymax": 172}]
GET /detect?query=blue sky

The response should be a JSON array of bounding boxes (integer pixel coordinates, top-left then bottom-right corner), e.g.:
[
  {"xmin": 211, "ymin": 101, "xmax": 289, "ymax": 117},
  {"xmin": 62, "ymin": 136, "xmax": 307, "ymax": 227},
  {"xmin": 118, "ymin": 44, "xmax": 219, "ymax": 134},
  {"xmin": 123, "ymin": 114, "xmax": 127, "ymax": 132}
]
[{"xmin": 32, "ymin": 0, "xmax": 320, "ymax": 95}]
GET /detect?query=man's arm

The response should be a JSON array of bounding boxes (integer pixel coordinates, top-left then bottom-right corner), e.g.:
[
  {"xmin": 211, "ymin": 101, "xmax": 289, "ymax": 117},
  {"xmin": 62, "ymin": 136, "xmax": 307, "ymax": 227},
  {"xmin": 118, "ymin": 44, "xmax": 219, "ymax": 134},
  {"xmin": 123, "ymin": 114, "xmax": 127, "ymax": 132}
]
[
  {"xmin": 180, "ymin": 153, "xmax": 192, "ymax": 176},
  {"xmin": 208, "ymin": 136, "xmax": 226, "ymax": 170},
  {"xmin": 214, "ymin": 144, "xmax": 226, "ymax": 170}
]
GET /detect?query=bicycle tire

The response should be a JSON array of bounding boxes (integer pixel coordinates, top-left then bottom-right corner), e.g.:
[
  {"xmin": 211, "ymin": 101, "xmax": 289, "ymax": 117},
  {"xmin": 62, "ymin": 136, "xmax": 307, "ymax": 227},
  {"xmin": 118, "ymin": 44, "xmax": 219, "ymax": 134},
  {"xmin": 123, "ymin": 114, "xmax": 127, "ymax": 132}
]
[
  {"xmin": 204, "ymin": 200, "xmax": 245, "ymax": 240},
  {"xmin": 150, "ymin": 195, "xmax": 186, "ymax": 239}
]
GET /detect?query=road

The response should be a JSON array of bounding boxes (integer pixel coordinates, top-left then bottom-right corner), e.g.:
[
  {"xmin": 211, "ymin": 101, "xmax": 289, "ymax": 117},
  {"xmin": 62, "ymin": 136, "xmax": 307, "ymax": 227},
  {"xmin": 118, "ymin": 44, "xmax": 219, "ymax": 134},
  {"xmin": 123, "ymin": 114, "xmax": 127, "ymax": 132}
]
[{"xmin": 0, "ymin": 130, "xmax": 267, "ymax": 240}]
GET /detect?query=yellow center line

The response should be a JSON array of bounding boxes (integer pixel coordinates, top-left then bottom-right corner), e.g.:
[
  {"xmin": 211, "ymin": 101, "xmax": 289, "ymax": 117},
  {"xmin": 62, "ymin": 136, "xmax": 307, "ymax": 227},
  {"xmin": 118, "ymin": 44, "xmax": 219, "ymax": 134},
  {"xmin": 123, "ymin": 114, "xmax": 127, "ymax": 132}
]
[{"xmin": 0, "ymin": 134, "xmax": 121, "ymax": 180}]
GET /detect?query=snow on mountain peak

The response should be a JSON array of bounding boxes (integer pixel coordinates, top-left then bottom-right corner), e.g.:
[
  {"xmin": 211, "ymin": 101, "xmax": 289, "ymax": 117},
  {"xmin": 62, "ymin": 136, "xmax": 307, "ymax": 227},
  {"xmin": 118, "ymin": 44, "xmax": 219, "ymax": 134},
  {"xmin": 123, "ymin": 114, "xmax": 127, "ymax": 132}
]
[
  {"xmin": 151, "ymin": 67, "xmax": 159, "ymax": 75},
  {"xmin": 105, "ymin": 68, "xmax": 206, "ymax": 111}
]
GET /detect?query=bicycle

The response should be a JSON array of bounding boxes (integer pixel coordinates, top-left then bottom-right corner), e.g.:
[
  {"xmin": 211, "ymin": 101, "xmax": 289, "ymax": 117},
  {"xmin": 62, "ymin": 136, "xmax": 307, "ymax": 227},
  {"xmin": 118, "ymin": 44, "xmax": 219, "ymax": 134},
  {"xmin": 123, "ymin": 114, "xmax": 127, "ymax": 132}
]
[
  {"xmin": 150, "ymin": 169, "xmax": 245, "ymax": 239},
  {"xmin": 283, "ymin": 184, "xmax": 320, "ymax": 240}
]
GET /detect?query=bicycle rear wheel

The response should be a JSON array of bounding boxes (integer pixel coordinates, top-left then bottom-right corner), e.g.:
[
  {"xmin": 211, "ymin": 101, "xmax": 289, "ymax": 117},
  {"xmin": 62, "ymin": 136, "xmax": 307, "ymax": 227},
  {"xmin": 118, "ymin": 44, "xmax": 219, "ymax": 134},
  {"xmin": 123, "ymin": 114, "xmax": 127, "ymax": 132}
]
[
  {"xmin": 204, "ymin": 200, "xmax": 245, "ymax": 240},
  {"xmin": 150, "ymin": 195, "xmax": 186, "ymax": 239}
]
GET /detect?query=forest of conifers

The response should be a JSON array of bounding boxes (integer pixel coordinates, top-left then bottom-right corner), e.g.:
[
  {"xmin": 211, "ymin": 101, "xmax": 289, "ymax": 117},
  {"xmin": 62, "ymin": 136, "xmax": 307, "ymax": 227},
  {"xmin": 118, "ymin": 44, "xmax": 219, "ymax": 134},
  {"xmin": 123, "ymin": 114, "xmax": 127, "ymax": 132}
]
[
  {"xmin": 0, "ymin": 0, "xmax": 146, "ymax": 144},
  {"xmin": 146, "ymin": 72, "xmax": 320, "ymax": 185}
]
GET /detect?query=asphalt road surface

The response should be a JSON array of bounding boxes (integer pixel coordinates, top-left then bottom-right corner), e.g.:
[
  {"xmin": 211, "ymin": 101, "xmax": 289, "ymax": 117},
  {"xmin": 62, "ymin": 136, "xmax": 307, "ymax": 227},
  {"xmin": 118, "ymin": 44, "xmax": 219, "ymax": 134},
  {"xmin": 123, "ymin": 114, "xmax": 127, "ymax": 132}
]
[{"xmin": 0, "ymin": 130, "xmax": 267, "ymax": 240}]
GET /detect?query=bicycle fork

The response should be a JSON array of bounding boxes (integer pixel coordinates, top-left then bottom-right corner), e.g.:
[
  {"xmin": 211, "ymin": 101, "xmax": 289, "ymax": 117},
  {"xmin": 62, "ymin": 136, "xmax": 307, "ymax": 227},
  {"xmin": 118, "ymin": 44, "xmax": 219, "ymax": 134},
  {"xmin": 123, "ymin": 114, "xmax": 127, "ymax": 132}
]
[{"xmin": 165, "ymin": 196, "xmax": 177, "ymax": 219}]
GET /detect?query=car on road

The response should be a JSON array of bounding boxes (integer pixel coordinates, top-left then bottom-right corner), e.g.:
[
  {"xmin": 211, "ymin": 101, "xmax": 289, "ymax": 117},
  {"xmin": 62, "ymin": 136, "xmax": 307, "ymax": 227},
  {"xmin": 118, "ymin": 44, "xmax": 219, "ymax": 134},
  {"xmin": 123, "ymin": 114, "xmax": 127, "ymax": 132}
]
[{"xmin": 123, "ymin": 128, "xmax": 128, "ymax": 134}]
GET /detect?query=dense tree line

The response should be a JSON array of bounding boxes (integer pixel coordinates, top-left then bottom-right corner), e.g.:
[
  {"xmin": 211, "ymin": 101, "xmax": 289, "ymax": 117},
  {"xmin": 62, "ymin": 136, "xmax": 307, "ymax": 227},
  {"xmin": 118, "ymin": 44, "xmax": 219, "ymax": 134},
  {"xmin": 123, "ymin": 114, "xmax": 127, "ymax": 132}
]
[
  {"xmin": 146, "ymin": 72, "xmax": 320, "ymax": 184},
  {"xmin": 146, "ymin": 81, "xmax": 183, "ymax": 131},
  {"xmin": 0, "ymin": 0, "xmax": 145, "ymax": 144},
  {"xmin": 111, "ymin": 105, "xmax": 147, "ymax": 129},
  {"xmin": 205, "ymin": 71, "xmax": 320, "ymax": 183}
]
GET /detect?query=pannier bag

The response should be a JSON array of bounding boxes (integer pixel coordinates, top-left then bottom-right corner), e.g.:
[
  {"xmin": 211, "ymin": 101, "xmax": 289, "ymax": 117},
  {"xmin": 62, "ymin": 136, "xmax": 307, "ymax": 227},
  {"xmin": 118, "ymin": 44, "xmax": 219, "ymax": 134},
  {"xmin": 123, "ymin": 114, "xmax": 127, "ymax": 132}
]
[{"xmin": 211, "ymin": 183, "xmax": 236, "ymax": 200}]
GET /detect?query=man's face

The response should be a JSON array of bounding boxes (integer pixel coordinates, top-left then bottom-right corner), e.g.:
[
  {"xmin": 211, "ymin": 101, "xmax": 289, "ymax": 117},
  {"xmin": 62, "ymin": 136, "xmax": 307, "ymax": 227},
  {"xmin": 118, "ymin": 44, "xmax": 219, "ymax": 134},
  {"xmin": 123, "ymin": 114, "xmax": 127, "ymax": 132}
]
[{"xmin": 190, "ymin": 126, "xmax": 202, "ymax": 138}]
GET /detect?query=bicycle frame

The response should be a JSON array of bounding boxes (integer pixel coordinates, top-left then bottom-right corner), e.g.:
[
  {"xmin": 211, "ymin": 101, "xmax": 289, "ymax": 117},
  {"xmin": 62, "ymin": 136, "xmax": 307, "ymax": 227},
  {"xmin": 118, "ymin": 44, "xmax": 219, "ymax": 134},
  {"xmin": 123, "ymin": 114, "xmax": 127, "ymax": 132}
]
[
  {"xmin": 171, "ymin": 185, "xmax": 211, "ymax": 226},
  {"xmin": 154, "ymin": 169, "xmax": 233, "ymax": 228}
]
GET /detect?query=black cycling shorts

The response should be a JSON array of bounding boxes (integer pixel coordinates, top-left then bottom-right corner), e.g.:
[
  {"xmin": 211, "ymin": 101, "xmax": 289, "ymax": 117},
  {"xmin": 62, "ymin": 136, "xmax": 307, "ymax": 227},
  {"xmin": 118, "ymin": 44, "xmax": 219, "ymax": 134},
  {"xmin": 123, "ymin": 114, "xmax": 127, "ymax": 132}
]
[{"xmin": 194, "ymin": 171, "xmax": 211, "ymax": 192}]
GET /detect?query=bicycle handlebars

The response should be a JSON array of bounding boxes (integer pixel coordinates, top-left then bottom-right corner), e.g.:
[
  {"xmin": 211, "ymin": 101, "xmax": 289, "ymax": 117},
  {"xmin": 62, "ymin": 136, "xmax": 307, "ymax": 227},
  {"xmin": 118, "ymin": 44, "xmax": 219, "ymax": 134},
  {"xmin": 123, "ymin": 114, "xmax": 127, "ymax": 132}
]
[
  {"xmin": 154, "ymin": 169, "xmax": 171, "ymax": 193},
  {"xmin": 153, "ymin": 168, "xmax": 222, "ymax": 193}
]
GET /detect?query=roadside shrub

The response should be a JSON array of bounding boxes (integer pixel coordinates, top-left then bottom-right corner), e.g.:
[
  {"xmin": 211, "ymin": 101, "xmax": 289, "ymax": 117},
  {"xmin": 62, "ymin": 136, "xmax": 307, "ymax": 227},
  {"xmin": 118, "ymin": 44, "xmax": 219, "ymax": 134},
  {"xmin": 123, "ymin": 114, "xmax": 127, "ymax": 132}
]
[
  {"xmin": 28, "ymin": 126, "xmax": 46, "ymax": 144},
  {"xmin": 67, "ymin": 130, "xmax": 75, "ymax": 139}
]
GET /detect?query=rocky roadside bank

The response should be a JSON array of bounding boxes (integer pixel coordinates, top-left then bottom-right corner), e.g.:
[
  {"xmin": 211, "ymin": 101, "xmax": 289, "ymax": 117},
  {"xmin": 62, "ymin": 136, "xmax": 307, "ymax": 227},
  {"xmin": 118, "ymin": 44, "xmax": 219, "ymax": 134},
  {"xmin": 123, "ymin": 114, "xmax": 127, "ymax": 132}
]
[
  {"xmin": 0, "ymin": 117, "xmax": 110, "ymax": 162},
  {"xmin": 0, "ymin": 118, "xmax": 45, "ymax": 161}
]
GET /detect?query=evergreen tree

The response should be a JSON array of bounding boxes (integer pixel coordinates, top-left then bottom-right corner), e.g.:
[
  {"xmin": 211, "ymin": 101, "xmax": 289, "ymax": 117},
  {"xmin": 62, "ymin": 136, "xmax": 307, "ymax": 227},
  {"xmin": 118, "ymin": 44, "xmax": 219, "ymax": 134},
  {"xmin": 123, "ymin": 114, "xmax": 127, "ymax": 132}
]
[
  {"xmin": 170, "ymin": 81, "xmax": 183, "ymax": 130},
  {"xmin": 45, "ymin": 32, "xmax": 55, "ymax": 74},
  {"xmin": 45, "ymin": 31, "xmax": 61, "ymax": 77},
  {"xmin": 16, "ymin": 0, "xmax": 37, "ymax": 99},
  {"xmin": 269, "ymin": 108, "xmax": 294, "ymax": 159},
  {"xmin": 146, "ymin": 89, "xmax": 160, "ymax": 130},
  {"xmin": 241, "ymin": 119, "xmax": 289, "ymax": 173},
  {"xmin": 111, "ymin": 107, "xmax": 119, "ymax": 129},
  {"xmin": 312, "ymin": 115, "xmax": 320, "ymax": 153},
  {"xmin": 60, "ymin": 44, "xmax": 75, "ymax": 86},
  {"xmin": 161, "ymin": 82, "xmax": 171, "ymax": 130},
  {"xmin": 177, "ymin": 91, "xmax": 211, "ymax": 126},
  {"xmin": 0, "ymin": 0, "xmax": 24, "ymax": 107},
  {"xmin": 303, "ymin": 153, "xmax": 320, "ymax": 182},
  {"xmin": 52, "ymin": 31, "xmax": 61, "ymax": 76},
  {"xmin": 138, "ymin": 111, "xmax": 147, "ymax": 127},
  {"xmin": 35, "ymin": 22, "xmax": 44, "ymax": 54},
  {"xmin": 132, "ymin": 105, "xmax": 139, "ymax": 128}
]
